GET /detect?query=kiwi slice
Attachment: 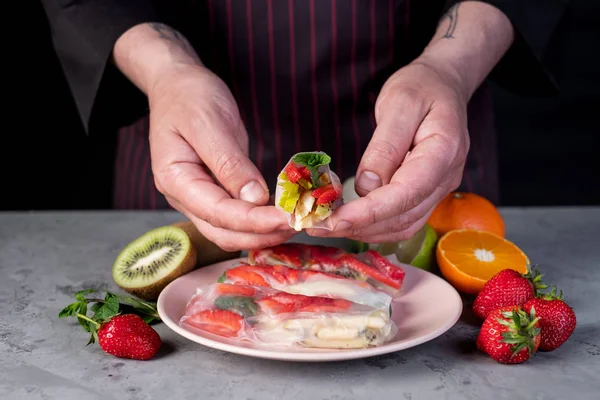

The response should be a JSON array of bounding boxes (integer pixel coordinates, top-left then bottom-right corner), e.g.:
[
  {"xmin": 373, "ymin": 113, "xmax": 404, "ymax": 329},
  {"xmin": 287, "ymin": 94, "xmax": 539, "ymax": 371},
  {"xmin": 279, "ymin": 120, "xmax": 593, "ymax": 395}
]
[
  {"xmin": 171, "ymin": 221, "xmax": 241, "ymax": 266},
  {"xmin": 112, "ymin": 226, "xmax": 197, "ymax": 301}
]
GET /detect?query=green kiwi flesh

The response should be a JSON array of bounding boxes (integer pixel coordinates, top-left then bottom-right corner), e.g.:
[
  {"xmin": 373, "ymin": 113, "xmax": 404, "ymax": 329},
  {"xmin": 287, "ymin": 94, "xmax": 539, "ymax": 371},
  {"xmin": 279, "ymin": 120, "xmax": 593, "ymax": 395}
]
[{"xmin": 112, "ymin": 225, "xmax": 197, "ymax": 300}]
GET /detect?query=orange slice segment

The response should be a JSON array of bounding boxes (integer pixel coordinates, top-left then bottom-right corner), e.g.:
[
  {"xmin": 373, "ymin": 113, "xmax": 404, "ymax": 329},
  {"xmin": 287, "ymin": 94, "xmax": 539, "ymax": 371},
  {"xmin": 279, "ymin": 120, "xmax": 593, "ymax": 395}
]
[{"xmin": 436, "ymin": 229, "xmax": 529, "ymax": 295}]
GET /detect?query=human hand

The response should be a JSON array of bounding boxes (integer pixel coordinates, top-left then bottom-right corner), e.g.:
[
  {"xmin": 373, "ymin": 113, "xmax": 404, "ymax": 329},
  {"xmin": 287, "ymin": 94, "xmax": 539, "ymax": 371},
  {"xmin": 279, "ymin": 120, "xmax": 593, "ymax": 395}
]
[
  {"xmin": 148, "ymin": 65, "xmax": 294, "ymax": 250},
  {"xmin": 310, "ymin": 59, "xmax": 470, "ymax": 243},
  {"xmin": 309, "ymin": 0, "xmax": 515, "ymax": 243}
]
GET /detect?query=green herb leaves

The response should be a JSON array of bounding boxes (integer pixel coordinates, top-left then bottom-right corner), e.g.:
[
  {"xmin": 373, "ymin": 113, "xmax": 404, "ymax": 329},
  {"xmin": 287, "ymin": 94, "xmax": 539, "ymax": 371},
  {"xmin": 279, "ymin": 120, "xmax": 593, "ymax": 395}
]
[
  {"xmin": 214, "ymin": 295, "xmax": 258, "ymax": 318},
  {"xmin": 292, "ymin": 152, "xmax": 332, "ymax": 187},
  {"xmin": 293, "ymin": 152, "xmax": 332, "ymax": 168},
  {"xmin": 58, "ymin": 289, "xmax": 161, "ymax": 344}
]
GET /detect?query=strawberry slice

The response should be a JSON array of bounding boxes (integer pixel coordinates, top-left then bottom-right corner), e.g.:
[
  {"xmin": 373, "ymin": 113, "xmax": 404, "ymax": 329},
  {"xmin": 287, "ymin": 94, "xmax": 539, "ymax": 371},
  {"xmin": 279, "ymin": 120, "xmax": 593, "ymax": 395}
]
[
  {"xmin": 364, "ymin": 250, "xmax": 406, "ymax": 286},
  {"xmin": 339, "ymin": 255, "xmax": 402, "ymax": 289},
  {"xmin": 186, "ymin": 309, "xmax": 243, "ymax": 337},
  {"xmin": 315, "ymin": 187, "xmax": 340, "ymax": 205},
  {"xmin": 257, "ymin": 292, "xmax": 308, "ymax": 315},
  {"xmin": 268, "ymin": 264, "xmax": 298, "ymax": 284},
  {"xmin": 214, "ymin": 283, "xmax": 257, "ymax": 297},
  {"xmin": 311, "ymin": 184, "xmax": 333, "ymax": 198},
  {"xmin": 224, "ymin": 267, "xmax": 270, "ymax": 287},
  {"xmin": 300, "ymin": 298, "xmax": 353, "ymax": 313},
  {"xmin": 261, "ymin": 244, "xmax": 303, "ymax": 268},
  {"xmin": 284, "ymin": 163, "xmax": 311, "ymax": 183}
]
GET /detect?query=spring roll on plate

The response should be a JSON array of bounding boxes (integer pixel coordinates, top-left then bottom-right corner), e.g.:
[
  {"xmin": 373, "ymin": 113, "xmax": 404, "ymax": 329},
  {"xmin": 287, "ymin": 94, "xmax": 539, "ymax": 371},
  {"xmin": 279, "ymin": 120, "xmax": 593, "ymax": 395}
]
[
  {"xmin": 217, "ymin": 263, "xmax": 393, "ymax": 312},
  {"xmin": 180, "ymin": 283, "xmax": 397, "ymax": 349},
  {"xmin": 275, "ymin": 152, "xmax": 343, "ymax": 231}
]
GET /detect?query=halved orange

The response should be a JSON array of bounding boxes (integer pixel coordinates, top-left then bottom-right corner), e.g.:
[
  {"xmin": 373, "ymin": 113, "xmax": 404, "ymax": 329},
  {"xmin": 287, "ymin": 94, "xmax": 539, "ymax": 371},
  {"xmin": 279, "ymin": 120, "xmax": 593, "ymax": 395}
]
[{"xmin": 436, "ymin": 229, "xmax": 529, "ymax": 295}]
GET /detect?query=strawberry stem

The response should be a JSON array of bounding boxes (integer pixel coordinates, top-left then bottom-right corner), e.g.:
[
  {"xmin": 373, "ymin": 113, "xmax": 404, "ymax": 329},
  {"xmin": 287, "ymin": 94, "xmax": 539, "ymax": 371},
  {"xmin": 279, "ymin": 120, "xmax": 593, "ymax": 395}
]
[
  {"xmin": 499, "ymin": 307, "xmax": 541, "ymax": 358},
  {"xmin": 76, "ymin": 313, "xmax": 100, "ymax": 328},
  {"xmin": 522, "ymin": 266, "xmax": 549, "ymax": 296},
  {"xmin": 524, "ymin": 317, "xmax": 540, "ymax": 331},
  {"xmin": 540, "ymin": 285, "xmax": 563, "ymax": 301}
]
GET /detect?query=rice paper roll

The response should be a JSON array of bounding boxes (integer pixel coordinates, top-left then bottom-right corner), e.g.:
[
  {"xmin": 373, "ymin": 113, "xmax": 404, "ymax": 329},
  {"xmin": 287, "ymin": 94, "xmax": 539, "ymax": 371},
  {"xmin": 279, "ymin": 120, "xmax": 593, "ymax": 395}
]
[
  {"xmin": 180, "ymin": 283, "xmax": 397, "ymax": 349},
  {"xmin": 216, "ymin": 263, "xmax": 393, "ymax": 312},
  {"xmin": 248, "ymin": 243, "xmax": 406, "ymax": 293},
  {"xmin": 275, "ymin": 152, "xmax": 343, "ymax": 231}
]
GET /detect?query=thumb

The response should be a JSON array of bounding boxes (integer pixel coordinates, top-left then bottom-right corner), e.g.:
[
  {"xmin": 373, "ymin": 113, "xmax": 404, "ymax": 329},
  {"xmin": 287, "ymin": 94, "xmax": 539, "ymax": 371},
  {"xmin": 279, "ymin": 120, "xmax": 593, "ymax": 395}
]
[
  {"xmin": 355, "ymin": 90, "xmax": 428, "ymax": 197},
  {"xmin": 187, "ymin": 98, "xmax": 269, "ymax": 205}
]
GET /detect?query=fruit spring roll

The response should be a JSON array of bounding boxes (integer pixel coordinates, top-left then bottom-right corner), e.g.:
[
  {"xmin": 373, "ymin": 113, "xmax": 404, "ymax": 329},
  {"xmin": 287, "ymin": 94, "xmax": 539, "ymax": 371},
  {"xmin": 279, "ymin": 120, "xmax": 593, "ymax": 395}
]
[
  {"xmin": 180, "ymin": 283, "xmax": 397, "ymax": 349},
  {"xmin": 248, "ymin": 243, "xmax": 406, "ymax": 293},
  {"xmin": 216, "ymin": 263, "xmax": 393, "ymax": 312},
  {"xmin": 275, "ymin": 152, "xmax": 343, "ymax": 231}
]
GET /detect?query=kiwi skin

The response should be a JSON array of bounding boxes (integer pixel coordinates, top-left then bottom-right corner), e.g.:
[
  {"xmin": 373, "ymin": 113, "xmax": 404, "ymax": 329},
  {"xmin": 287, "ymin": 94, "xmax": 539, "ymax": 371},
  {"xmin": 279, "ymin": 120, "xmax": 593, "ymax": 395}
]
[
  {"xmin": 171, "ymin": 221, "xmax": 241, "ymax": 267},
  {"xmin": 113, "ymin": 226, "xmax": 198, "ymax": 301}
]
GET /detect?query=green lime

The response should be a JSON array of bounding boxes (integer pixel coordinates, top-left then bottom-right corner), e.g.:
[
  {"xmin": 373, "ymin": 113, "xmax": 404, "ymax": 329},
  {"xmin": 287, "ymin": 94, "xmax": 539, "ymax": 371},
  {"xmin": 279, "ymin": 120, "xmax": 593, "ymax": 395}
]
[
  {"xmin": 370, "ymin": 224, "xmax": 438, "ymax": 271},
  {"xmin": 403, "ymin": 224, "xmax": 438, "ymax": 271}
]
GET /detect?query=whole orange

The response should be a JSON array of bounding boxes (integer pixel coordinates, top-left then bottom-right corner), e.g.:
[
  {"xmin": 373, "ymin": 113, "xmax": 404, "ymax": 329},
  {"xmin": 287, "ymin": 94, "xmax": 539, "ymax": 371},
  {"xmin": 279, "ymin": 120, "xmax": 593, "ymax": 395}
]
[{"xmin": 428, "ymin": 192, "xmax": 505, "ymax": 237}]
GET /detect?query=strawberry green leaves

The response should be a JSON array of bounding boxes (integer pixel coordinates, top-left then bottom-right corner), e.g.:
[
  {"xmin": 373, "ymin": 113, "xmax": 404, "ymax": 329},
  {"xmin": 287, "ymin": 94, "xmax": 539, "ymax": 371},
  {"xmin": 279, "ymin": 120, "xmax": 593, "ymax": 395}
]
[{"xmin": 59, "ymin": 289, "xmax": 161, "ymax": 344}]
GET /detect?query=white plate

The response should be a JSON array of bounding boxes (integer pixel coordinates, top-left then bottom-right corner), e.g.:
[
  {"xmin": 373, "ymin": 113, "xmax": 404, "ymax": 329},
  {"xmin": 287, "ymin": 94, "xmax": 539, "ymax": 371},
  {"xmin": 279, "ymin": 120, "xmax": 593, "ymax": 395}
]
[{"xmin": 157, "ymin": 256, "xmax": 463, "ymax": 362}]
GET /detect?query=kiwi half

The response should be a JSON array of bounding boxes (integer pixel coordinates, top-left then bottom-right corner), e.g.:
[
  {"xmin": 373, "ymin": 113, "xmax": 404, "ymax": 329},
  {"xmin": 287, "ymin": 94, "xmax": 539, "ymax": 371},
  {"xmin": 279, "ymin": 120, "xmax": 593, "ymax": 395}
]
[
  {"xmin": 171, "ymin": 221, "xmax": 241, "ymax": 266},
  {"xmin": 112, "ymin": 225, "xmax": 197, "ymax": 301}
]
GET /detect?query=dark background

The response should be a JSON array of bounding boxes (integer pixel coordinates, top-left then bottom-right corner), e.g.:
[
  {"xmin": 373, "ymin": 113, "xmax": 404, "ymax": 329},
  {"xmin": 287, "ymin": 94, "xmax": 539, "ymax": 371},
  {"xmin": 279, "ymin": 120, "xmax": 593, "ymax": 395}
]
[{"xmin": 3, "ymin": 0, "xmax": 599, "ymax": 211}]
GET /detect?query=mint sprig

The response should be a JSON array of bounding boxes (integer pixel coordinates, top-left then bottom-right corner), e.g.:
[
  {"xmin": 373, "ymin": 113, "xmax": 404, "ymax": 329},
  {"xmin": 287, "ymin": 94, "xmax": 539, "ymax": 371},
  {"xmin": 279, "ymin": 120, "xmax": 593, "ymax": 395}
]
[
  {"xmin": 292, "ymin": 152, "xmax": 332, "ymax": 187},
  {"xmin": 58, "ymin": 289, "xmax": 161, "ymax": 344}
]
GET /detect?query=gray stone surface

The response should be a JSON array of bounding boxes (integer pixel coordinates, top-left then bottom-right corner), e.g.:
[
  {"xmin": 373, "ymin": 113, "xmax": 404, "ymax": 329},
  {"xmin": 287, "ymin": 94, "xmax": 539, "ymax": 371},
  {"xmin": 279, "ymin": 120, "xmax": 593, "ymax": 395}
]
[{"xmin": 0, "ymin": 208, "xmax": 599, "ymax": 400}]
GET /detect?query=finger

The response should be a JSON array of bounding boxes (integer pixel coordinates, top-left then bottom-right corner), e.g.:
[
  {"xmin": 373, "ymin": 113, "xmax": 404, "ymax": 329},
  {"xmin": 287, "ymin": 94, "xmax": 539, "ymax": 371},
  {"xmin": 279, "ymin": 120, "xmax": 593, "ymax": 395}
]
[
  {"xmin": 152, "ymin": 130, "xmax": 291, "ymax": 233},
  {"xmin": 194, "ymin": 218, "xmax": 297, "ymax": 252},
  {"xmin": 309, "ymin": 178, "xmax": 452, "ymax": 238},
  {"xmin": 355, "ymin": 87, "xmax": 429, "ymax": 196},
  {"xmin": 166, "ymin": 196, "xmax": 297, "ymax": 252},
  {"xmin": 330, "ymin": 114, "xmax": 465, "ymax": 230},
  {"xmin": 350, "ymin": 210, "xmax": 432, "ymax": 244},
  {"xmin": 185, "ymin": 94, "xmax": 270, "ymax": 205}
]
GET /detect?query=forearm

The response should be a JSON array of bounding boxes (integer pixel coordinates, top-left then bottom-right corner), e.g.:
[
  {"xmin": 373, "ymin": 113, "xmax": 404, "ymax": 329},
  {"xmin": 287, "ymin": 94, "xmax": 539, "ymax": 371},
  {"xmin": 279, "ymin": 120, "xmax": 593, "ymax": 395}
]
[
  {"xmin": 113, "ymin": 23, "xmax": 202, "ymax": 95},
  {"xmin": 417, "ymin": 1, "xmax": 515, "ymax": 101}
]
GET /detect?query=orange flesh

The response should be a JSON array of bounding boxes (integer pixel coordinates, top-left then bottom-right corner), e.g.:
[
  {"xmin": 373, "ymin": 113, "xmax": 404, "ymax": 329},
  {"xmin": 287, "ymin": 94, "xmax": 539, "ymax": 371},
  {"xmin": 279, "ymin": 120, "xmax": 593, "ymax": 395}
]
[{"xmin": 439, "ymin": 230, "xmax": 528, "ymax": 280}]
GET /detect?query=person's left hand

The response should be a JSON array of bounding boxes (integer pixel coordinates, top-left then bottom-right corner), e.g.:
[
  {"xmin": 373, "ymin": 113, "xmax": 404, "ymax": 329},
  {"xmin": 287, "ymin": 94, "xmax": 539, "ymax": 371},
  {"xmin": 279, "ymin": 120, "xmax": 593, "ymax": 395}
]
[{"xmin": 310, "ymin": 58, "xmax": 470, "ymax": 243}]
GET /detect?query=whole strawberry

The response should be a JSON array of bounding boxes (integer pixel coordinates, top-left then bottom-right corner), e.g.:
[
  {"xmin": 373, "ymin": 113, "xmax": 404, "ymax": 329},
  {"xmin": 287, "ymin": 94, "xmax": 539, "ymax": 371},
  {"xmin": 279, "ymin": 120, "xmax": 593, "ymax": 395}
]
[
  {"xmin": 522, "ymin": 286, "xmax": 576, "ymax": 351},
  {"xmin": 476, "ymin": 305, "xmax": 541, "ymax": 364},
  {"xmin": 473, "ymin": 268, "xmax": 547, "ymax": 319},
  {"xmin": 98, "ymin": 314, "xmax": 162, "ymax": 360},
  {"xmin": 59, "ymin": 289, "xmax": 162, "ymax": 360}
]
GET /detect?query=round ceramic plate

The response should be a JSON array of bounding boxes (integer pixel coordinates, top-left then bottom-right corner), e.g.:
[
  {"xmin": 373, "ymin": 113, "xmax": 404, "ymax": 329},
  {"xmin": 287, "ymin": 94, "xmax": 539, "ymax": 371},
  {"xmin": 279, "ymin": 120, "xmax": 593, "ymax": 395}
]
[{"xmin": 157, "ymin": 255, "xmax": 463, "ymax": 362}]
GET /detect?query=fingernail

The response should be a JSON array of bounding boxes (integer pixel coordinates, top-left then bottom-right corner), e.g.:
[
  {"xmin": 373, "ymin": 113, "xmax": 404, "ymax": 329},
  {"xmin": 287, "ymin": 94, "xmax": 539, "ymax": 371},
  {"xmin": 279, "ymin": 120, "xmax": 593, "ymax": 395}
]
[
  {"xmin": 356, "ymin": 171, "xmax": 382, "ymax": 192},
  {"xmin": 335, "ymin": 220, "xmax": 352, "ymax": 231},
  {"xmin": 240, "ymin": 181, "xmax": 266, "ymax": 204}
]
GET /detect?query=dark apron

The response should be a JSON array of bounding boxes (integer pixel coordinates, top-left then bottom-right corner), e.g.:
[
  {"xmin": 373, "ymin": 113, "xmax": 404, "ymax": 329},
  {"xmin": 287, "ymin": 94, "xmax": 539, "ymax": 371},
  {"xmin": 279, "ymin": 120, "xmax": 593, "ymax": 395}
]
[{"xmin": 111, "ymin": 0, "xmax": 499, "ymax": 209}]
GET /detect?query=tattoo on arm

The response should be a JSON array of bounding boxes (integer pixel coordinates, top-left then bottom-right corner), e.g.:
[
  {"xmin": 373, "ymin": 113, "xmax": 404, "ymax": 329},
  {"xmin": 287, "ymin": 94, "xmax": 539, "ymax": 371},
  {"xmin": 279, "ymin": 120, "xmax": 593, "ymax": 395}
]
[{"xmin": 440, "ymin": 3, "xmax": 460, "ymax": 39}]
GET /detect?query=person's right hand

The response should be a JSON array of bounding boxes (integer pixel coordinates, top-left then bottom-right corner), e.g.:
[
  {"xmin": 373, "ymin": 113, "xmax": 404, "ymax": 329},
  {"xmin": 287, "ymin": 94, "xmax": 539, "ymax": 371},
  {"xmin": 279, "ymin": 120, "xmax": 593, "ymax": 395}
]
[
  {"xmin": 113, "ymin": 23, "xmax": 293, "ymax": 251},
  {"xmin": 146, "ymin": 65, "xmax": 294, "ymax": 251}
]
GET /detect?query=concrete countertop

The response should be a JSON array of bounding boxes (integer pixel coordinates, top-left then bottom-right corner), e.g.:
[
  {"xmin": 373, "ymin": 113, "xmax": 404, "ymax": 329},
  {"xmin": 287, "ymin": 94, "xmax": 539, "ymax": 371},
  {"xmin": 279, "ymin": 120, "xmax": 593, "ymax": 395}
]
[{"xmin": 1, "ymin": 208, "xmax": 599, "ymax": 400}]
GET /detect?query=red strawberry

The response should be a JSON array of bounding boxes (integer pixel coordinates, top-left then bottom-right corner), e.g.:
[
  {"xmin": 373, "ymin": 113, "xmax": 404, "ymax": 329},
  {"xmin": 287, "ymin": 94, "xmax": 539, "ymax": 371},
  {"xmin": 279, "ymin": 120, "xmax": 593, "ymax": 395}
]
[
  {"xmin": 476, "ymin": 305, "xmax": 541, "ymax": 364},
  {"xmin": 58, "ymin": 290, "xmax": 162, "ymax": 361},
  {"xmin": 311, "ymin": 184, "xmax": 333, "ymax": 198},
  {"xmin": 186, "ymin": 309, "xmax": 244, "ymax": 338},
  {"xmin": 97, "ymin": 314, "xmax": 162, "ymax": 360},
  {"xmin": 473, "ymin": 268, "xmax": 547, "ymax": 319},
  {"xmin": 522, "ymin": 286, "xmax": 576, "ymax": 351},
  {"xmin": 284, "ymin": 163, "xmax": 311, "ymax": 183},
  {"xmin": 315, "ymin": 187, "xmax": 340, "ymax": 205}
]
